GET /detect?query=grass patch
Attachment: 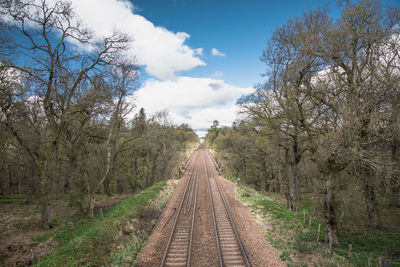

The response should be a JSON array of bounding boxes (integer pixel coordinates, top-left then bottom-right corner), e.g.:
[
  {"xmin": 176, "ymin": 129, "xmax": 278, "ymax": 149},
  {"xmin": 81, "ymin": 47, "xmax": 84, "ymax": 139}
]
[
  {"xmin": 34, "ymin": 181, "xmax": 167, "ymax": 267},
  {"xmin": 236, "ymin": 185, "xmax": 400, "ymax": 266},
  {"xmin": 0, "ymin": 194, "xmax": 25, "ymax": 199},
  {"xmin": 0, "ymin": 194, "xmax": 32, "ymax": 204}
]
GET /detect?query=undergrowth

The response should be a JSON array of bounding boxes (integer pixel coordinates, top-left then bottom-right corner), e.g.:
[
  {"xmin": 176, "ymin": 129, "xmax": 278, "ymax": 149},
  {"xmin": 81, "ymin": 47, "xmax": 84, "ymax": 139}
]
[
  {"xmin": 34, "ymin": 180, "xmax": 167, "ymax": 267},
  {"xmin": 236, "ymin": 185, "xmax": 400, "ymax": 266},
  {"xmin": 0, "ymin": 194, "xmax": 32, "ymax": 204}
]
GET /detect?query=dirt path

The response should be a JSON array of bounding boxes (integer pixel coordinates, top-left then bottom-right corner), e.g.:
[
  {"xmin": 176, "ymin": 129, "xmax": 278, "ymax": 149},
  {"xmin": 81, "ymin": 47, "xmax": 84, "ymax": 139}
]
[{"xmin": 136, "ymin": 148, "xmax": 284, "ymax": 267}]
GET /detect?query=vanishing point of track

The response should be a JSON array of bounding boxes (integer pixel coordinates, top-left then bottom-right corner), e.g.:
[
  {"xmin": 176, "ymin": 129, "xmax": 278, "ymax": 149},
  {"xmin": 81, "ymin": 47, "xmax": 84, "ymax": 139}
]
[{"xmin": 160, "ymin": 145, "xmax": 251, "ymax": 267}]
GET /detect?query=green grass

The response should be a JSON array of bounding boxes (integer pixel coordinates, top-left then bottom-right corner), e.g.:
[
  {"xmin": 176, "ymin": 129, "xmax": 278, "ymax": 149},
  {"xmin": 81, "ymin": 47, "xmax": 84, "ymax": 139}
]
[
  {"xmin": 336, "ymin": 229, "xmax": 400, "ymax": 266},
  {"xmin": 0, "ymin": 194, "xmax": 25, "ymax": 199},
  {"xmin": 223, "ymin": 167, "xmax": 239, "ymax": 183},
  {"xmin": 0, "ymin": 194, "xmax": 31, "ymax": 204},
  {"xmin": 34, "ymin": 181, "xmax": 166, "ymax": 267},
  {"xmin": 109, "ymin": 230, "xmax": 150, "ymax": 266},
  {"xmin": 236, "ymin": 186, "xmax": 400, "ymax": 266}
]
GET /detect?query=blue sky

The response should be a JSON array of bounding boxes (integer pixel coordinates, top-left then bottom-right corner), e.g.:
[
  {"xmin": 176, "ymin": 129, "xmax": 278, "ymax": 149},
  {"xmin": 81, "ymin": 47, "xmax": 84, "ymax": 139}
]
[
  {"xmin": 132, "ymin": 0, "xmax": 342, "ymax": 88},
  {"xmin": 131, "ymin": 0, "xmax": 398, "ymax": 88},
  {"xmin": 124, "ymin": 0, "xmax": 399, "ymax": 137},
  {"xmin": 13, "ymin": 0, "xmax": 400, "ymax": 137}
]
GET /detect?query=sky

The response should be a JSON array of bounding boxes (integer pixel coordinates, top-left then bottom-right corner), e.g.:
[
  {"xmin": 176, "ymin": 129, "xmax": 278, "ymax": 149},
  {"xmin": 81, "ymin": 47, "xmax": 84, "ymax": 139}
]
[{"xmin": 18, "ymin": 0, "xmax": 400, "ymax": 137}]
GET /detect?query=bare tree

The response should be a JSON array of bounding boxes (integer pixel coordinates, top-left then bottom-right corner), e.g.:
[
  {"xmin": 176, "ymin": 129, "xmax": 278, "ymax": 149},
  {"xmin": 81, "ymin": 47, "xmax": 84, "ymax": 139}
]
[
  {"xmin": 237, "ymin": 0, "xmax": 400, "ymax": 247},
  {"xmin": 0, "ymin": 0, "xmax": 130, "ymax": 229},
  {"xmin": 87, "ymin": 61, "xmax": 139, "ymax": 217}
]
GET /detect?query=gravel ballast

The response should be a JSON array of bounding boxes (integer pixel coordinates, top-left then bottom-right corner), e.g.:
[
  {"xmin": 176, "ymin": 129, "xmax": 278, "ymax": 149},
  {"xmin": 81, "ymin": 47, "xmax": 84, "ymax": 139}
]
[{"xmin": 136, "ymin": 148, "xmax": 284, "ymax": 266}]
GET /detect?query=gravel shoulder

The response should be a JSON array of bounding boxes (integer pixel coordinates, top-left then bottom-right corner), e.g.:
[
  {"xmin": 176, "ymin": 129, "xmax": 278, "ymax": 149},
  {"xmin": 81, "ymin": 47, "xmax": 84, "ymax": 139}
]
[{"xmin": 217, "ymin": 175, "xmax": 285, "ymax": 267}]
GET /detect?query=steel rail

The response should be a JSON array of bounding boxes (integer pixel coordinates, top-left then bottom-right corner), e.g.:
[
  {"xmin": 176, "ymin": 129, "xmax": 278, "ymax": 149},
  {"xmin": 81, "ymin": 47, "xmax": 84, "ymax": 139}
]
[
  {"xmin": 205, "ymin": 152, "xmax": 224, "ymax": 267},
  {"xmin": 186, "ymin": 152, "xmax": 200, "ymax": 267},
  {"xmin": 207, "ymin": 149, "xmax": 221, "ymax": 175},
  {"xmin": 183, "ymin": 149, "xmax": 195, "ymax": 171},
  {"xmin": 159, "ymin": 148, "xmax": 200, "ymax": 267},
  {"xmin": 207, "ymin": 149, "xmax": 252, "ymax": 267}
]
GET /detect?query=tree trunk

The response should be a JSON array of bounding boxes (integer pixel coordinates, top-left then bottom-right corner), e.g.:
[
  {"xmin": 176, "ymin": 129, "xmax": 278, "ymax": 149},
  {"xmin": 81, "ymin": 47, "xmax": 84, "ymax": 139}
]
[
  {"xmin": 287, "ymin": 164, "xmax": 298, "ymax": 207},
  {"xmin": 292, "ymin": 136, "xmax": 301, "ymax": 201},
  {"xmin": 65, "ymin": 154, "xmax": 78, "ymax": 195},
  {"xmin": 390, "ymin": 139, "xmax": 399, "ymax": 207},
  {"xmin": 243, "ymin": 160, "xmax": 247, "ymax": 184},
  {"xmin": 389, "ymin": 176, "xmax": 399, "ymax": 207},
  {"xmin": 8, "ymin": 168, "xmax": 14, "ymax": 194},
  {"xmin": 324, "ymin": 177, "xmax": 339, "ymax": 248},
  {"xmin": 150, "ymin": 156, "xmax": 158, "ymax": 184},
  {"xmin": 88, "ymin": 195, "xmax": 95, "ymax": 218},
  {"xmin": 379, "ymin": 180, "xmax": 386, "ymax": 196},
  {"xmin": 283, "ymin": 149, "xmax": 293, "ymax": 210},
  {"xmin": 40, "ymin": 201, "xmax": 51, "ymax": 229},
  {"xmin": 292, "ymin": 163, "xmax": 300, "ymax": 201},
  {"xmin": 87, "ymin": 127, "xmax": 113, "ymax": 217},
  {"xmin": 261, "ymin": 161, "xmax": 267, "ymax": 192},
  {"xmin": 285, "ymin": 189, "xmax": 293, "ymax": 211},
  {"xmin": 286, "ymin": 167, "xmax": 294, "ymax": 211},
  {"xmin": 363, "ymin": 180, "xmax": 380, "ymax": 228},
  {"xmin": 108, "ymin": 128, "xmax": 119, "ymax": 196},
  {"xmin": 38, "ymin": 159, "xmax": 51, "ymax": 229},
  {"xmin": 277, "ymin": 166, "xmax": 284, "ymax": 194}
]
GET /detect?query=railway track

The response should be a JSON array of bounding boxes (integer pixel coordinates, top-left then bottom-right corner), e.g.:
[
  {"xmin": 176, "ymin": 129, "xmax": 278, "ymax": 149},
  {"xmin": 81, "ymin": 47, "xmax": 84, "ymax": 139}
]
[
  {"xmin": 205, "ymin": 150, "xmax": 251, "ymax": 267},
  {"xmin": 160, "ymin": 146, "xmax": 251, "ymax": 267},
  {"xmin": 160, "ymin": 149, "xmax": 200, "ymax": 267}
]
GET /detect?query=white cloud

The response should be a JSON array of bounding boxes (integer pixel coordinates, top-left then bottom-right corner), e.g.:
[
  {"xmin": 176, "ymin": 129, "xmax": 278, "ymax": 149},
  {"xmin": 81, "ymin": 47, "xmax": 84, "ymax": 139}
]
[
  {"xmin": 66, "ymin": 0, "xmax": 205, "ymax": 80},
  {"xmin": 194, "ymin": 48, "xmax": 203, "ymax": 56},
  {"xmin": 213, "ymin": 71, "xmax": 224, "ymax": 78},
  {"xmin": 4, "ymin": 0, "xmax": 255, "ymax": 137},
  {"xmin": 130, "ymin": 76, "xmax": 254, "ymax": 134},
  {"xmin": 211, "ymin": 48, "xmax": 226, "ymax": 57}
]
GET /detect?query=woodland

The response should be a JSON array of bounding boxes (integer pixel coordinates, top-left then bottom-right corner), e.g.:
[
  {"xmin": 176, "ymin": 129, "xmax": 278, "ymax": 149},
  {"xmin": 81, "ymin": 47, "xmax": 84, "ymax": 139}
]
[
  {"xmin": 0, "ymin": 0, "xmax": 399, "ymax": 266},
  {"xmin": 0, "ymin": 0, "xmax": 197, "ymax": 230},
  {"xmin": 205, "ymin": 0, "xmax": 399, "ymax": 252}
]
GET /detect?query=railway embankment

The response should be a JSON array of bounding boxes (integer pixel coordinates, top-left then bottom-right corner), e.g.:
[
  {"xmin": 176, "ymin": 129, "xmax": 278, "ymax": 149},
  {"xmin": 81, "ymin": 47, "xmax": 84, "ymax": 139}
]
[
  {"xmin": 137, "ymin": 145, "xmax": 284, "ymax": 267},
  {"xmin": 0, "ymin": 180, "xmax": 177, "ymax": 266}
]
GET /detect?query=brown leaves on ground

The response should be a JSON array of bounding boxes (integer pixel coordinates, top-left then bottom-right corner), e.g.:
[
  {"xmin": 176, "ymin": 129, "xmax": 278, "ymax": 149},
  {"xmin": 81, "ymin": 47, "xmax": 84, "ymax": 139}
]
[
  {"xmin": 93, "ymin": 197, "xmax": 120, "ymax": 212},
  {"xmin": 0, "ymin": 195, "xmax": 127, "ymax": 266},
  {"xmin": 0, "ymin": 235, "xmax": 56, "ymax": 266}
]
